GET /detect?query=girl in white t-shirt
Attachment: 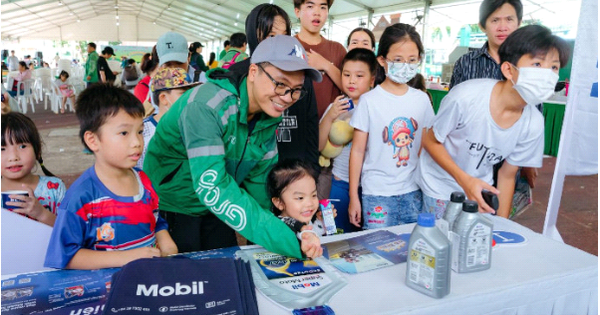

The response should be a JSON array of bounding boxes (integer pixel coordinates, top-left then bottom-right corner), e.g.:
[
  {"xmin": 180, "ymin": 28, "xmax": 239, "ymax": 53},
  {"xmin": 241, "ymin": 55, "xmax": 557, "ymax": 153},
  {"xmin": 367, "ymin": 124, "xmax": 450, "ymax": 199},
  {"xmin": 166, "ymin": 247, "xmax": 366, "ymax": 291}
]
[
  {"xmin": 348, "ymin": 23, "xmax": 434, "ymax": 229},
  {"xmin": 318, "ymin": 48, "xmax": 378, "ymax": 233}
]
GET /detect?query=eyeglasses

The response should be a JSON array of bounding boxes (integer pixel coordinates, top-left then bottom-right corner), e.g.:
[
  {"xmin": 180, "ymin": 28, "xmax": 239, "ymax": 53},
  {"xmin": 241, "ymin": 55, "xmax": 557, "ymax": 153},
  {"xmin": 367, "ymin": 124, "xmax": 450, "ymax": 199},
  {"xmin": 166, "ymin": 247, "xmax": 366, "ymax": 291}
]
[
  {"xmin": 257, "ymin": 63, "xmax": 306, "ymax": 101},
  {"xmin": 386, "ymin": 58, "xmax": 420, "ymax": 66}
]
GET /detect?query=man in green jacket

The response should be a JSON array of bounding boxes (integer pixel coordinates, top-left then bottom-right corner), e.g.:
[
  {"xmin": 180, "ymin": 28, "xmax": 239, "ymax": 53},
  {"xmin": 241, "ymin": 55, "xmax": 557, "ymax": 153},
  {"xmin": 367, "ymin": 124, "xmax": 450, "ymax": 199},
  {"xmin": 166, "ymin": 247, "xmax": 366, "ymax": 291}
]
[
  {"xmin": 144, "ymin": 35, "xmax": 322, "ymax": 258},
  {"xmin": 84, "ymin": 42, "xmax": 99, "ymax": 87}
]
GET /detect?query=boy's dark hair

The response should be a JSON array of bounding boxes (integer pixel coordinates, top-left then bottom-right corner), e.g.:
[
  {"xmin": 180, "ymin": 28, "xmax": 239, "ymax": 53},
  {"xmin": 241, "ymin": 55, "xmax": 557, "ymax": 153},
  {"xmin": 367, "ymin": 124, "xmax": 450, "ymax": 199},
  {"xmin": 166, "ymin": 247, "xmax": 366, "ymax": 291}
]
[
  {"xmin": 102, "ymin": 46, "xmax": 114, "ymax": 56},
  {"xmin": 347, "ymin": 27, "xmax": 376, "ymax": 48},
  {"xmin": 293, "ymin": 0, "xmax": 334, "ymax": 9},
  {"xmin": 267, "ymin": 159, "xmax": 319, "ymax": 216},
  {"xmin": 342, "ymin": 48, "xmax": 378, "ymax": 76},
  {"xmin": 479, "ymin": 0, "xmax": 523, "ymax": 30},
  {"xmin": 1, "ymin": 112, "xmax": 55, "ymax": 176},
  {"xmin": 76, "ymin": 84, "xmax": 144, "ymax": 151},
  {"xmin": 229, "ymin": 33, "xmax": 247, "ymax": 48},
  {"xmin": 59, "ymin": 70, "xmax": 69, "ymax": 79},
  {"xmin": 224, "ymin": 40, "xmax": 231, "ymax": 47},
  {"xmin": 88, "ymin": 42, "xmax": 96, "ymax": 49},
  {"xmin": 127, "ymin": 58, "xmax": 136, "ymax": 65},
  {"xmin": 140, "ymin": 53, "xmax": 157, "ymax": 74},
  {"xmin": 499, "ymin": 25, "xmax": 570, "ymax": 70},
  {"xmin": 18, "ymin": 61, "xmax": 27, "ymax": 69}
]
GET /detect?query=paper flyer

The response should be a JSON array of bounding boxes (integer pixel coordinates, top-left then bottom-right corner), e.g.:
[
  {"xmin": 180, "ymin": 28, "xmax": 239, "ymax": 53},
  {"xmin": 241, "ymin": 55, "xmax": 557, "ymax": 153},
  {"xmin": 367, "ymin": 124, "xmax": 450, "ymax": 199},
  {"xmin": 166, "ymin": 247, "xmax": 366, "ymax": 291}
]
[
  {"xmin": 322, "ymin": 230, "xmax": 411, "ymax": 274},
  {"xmin": 252, "ymin": 252, "xmax": 332, "ymax": 293}
]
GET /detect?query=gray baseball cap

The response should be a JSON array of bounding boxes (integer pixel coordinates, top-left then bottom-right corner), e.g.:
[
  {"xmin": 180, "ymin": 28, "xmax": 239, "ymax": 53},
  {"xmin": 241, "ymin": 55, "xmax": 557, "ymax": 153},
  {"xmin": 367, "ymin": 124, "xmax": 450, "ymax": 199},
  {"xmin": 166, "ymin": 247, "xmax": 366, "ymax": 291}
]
[
  {"xmin": 156, "ymin": 31, "xmax": 188, "ymax": 66},
  {"xmin": 251, "ymin": 35, "xmax": 322, "ymax": 82}
]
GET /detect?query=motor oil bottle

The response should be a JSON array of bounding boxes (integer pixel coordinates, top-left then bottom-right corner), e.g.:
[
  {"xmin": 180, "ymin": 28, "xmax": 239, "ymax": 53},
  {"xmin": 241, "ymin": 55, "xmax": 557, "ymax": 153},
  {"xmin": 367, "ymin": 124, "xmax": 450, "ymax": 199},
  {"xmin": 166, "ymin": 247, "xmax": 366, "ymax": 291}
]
[
  {"xmin": 406, "ymin": 213, "xmax": 451, "ymax": 299},
  {"xmin": 450, "ymin": 200, "xmax": 493, "ymax": 273},
  {"xmin": 439, "ymin": 192, "xmax": 466, "ymax": 236}
]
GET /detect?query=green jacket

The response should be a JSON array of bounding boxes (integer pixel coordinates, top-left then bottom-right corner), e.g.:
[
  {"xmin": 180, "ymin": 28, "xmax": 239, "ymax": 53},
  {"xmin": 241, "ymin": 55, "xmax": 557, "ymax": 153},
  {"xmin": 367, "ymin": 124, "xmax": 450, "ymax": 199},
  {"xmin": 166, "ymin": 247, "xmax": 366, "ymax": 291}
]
[
  {"xmin": 144, "ymin": 68, "xmax": 302, "ymax": 258},
  {"xmin": 218, "ymin": 48, "xmax": 248, "ymax": 68},
  {"xmin": 85, "ymin": 51, "xmax": 99, "ymax": 83}
]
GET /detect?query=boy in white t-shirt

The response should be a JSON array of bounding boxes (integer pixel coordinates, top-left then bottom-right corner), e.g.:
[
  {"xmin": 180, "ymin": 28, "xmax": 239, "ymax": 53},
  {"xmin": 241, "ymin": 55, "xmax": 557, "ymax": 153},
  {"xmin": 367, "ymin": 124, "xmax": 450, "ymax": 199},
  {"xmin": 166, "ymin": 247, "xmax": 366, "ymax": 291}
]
[{"xmin": 417, "ymin": 25, "xmax": 570, "ymax": 218}]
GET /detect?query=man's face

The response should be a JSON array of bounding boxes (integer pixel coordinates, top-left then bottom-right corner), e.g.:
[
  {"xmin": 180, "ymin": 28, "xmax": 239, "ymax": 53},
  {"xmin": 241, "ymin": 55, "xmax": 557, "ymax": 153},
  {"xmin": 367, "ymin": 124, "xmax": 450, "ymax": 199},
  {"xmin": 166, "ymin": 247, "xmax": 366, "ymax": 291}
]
[
  {"xmin": 295, "ymin": 0, "xmax": 329, "ymax": 35},
  {"xmin": 87, "ymin": 45, "xmax": 94, "ymax": 54},
  {"xmin": 482, "ymin": 3, "xmax": 520, "ymax": 49},
  {"xmin": 248, "ymin": 63, "xmax": 305, "ymax": 118}
]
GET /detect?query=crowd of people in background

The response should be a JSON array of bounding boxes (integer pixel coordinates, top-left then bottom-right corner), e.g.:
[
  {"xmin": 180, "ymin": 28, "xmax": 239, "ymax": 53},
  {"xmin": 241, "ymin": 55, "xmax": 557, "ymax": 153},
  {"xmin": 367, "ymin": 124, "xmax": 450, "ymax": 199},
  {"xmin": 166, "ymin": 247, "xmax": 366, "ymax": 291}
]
[{"xmin": 1, "ymin": 0, "xmax": 571, "ymax": 269}]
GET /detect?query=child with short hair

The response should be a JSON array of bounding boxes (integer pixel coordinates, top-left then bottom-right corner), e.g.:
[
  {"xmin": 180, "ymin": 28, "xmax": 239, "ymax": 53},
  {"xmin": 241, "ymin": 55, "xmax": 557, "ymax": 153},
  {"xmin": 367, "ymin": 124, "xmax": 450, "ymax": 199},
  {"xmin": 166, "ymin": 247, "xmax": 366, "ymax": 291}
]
[
  {"xmin": 417, "ymin": 25, "xmax": 570, "ymax": 218},
  {"xmin": 267, "ymin": 159, "xmax": 326, "ymax": 258},
  {"xmin": 55, "ymin": 70, "xmax": 75, "ymax": 114},
  {"xmin": 293, "ymin": 0, "xmax": 346, "ymax": 118},
  {"xmin": 45, "ymin": 83, "xmax": 178, "ymax": 270},
  {"xmin": 319, "ymin": 48, "xmax": 378, "ymax": 233},
  {"xmin": 348, "ymin": 23, "xmax": 435, "ymax": 229},
  {"xmin": 1, "ymin": 112, "xmax": 66, "ymax": 227},
  {"xmin": 136, "ymin": 67, "xmax": 200, "ymax": 168},
  {"xmin": 218, "ymin": 33, "xmax": 249, "ymax": 69}
]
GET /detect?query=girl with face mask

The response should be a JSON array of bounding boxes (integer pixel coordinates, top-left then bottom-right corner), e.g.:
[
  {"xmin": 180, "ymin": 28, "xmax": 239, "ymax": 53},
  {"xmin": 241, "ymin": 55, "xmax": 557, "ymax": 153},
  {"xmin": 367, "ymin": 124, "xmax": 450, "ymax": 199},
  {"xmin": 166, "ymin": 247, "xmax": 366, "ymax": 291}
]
[
  {"xmin": 417, "ymin": 25, "xmax": 570, "ymax": 219},
  {"xmin": 347, "ymin": 23, "xmax": 435, "ymax": 229}
]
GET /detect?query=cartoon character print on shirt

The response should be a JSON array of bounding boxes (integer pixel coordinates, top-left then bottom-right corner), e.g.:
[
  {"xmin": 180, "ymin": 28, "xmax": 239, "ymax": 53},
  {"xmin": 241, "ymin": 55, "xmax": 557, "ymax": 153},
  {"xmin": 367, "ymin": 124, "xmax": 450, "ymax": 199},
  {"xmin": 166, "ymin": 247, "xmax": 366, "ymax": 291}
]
[{"xmin": 383, "ymin": 117, "xmax": 419, "ymax": 167}]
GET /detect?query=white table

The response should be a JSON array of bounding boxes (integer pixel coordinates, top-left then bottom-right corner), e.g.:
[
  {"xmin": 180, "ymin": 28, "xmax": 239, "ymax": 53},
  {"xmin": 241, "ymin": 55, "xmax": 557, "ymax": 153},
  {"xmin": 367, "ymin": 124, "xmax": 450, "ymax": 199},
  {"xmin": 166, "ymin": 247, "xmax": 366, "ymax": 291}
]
[{"xmin": 258, "ymin": 216, "xmax": 598, "ymax": 315}]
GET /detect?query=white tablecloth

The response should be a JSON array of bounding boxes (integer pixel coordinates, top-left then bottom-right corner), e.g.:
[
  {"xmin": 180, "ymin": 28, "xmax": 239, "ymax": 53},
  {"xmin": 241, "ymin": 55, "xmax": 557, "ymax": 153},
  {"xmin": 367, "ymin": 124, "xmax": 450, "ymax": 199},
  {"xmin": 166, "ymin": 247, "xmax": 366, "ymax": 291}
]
[{"xmin": 258, "ymin": 216, "xmax": 598, "ymax": 315}]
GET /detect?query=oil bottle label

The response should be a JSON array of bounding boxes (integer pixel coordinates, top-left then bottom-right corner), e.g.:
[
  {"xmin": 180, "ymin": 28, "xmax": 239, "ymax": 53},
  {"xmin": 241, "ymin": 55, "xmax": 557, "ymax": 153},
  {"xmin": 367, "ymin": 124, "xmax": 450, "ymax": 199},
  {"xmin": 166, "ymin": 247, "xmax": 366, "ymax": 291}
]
[
  {"xmin": 466, "ymin": 223, "xmax": 491, "ymax": 267},
  {"xmin": 408, "ymin": 238, "xmax": 435, "ymax": 291}
]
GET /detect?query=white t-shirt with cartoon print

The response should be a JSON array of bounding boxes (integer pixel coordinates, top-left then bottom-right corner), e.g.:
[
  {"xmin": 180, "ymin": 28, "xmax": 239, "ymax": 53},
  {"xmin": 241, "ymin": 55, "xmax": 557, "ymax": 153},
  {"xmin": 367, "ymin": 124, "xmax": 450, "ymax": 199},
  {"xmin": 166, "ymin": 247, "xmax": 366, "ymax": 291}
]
[
  {"xmin": 350, "ymin": 85, "xmax": 434, "ymax": 196},
  {"xmin": 417, "ymin": 79, "xmax": 544, "ymax": 200}
]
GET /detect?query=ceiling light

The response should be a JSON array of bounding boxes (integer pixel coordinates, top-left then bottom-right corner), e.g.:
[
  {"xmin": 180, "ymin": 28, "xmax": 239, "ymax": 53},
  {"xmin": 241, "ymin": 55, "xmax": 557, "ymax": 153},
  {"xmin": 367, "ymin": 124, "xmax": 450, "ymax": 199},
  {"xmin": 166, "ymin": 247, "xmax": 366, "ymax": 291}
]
[
  {"xmin": 58, "ymin": 0, "xmax": 62, "ymax": 5},
  {"xmin": 116, "ymin": 15, "xmax": 119, "ymax": 19},
  {"xmin": 269, "ymin": 0, "xmax": 273, "ymax": 3},
  {"xmin": 236, "ymin": 13, "xmax": 240, "ymax": 19},
  {"xmin": 153, "ymin": 21, "xmax": 156, "ymax": 24},
  {"xmin": 234, "ymin": 22, "xmax": 238, "ymax": 26},
  {"xmin": 69, "ymin": 12, "xmax": 73, "ymax": 15},
  {"xmin": 116, "ymin": 22, "xmax": 120, "ymax": 26},
  {"xmin": 77, "ymin": 19, "xmax": 80, "ymax": 22},
  {"xmin": 167, "ymin": 5, "xmax": 171, "ymax": 10},
  {"xmin": 213, "ymin": 28, "xmax": 216, "ymax": 32},
  {"xmin": 114, "ymin": 5, "xmax": 118, "ymax": 8}
]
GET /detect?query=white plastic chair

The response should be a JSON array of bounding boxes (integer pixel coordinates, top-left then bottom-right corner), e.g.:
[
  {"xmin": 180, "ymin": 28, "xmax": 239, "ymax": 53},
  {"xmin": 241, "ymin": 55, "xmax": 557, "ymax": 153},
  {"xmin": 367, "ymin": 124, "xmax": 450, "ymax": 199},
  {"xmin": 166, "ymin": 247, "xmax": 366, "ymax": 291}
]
[
  {"xmin": 33, "ymin": 68, "xmax": 52, "ymax": 109},
  {"xmin": 49, "ymin": 81, "xmax": 75, "ymax": 113},
  {"xmin": 16, "ymin": 79, "xmax": 35, "ymax": 113}
]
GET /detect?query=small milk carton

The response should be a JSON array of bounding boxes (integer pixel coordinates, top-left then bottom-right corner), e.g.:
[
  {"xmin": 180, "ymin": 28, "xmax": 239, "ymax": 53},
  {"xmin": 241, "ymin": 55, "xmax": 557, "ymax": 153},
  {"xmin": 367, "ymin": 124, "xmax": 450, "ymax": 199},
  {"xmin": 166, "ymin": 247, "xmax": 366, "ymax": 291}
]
[{"xmin": 319, "ymin": 200, "xmax": 337, "ymax": 236}]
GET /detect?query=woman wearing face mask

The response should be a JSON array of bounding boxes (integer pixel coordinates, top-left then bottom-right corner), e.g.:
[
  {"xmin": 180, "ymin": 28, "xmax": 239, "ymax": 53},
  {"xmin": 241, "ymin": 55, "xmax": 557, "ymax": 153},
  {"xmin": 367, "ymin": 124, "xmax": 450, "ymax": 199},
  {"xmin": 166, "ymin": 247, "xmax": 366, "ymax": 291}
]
[
  {"xmin": 417, "ymin": 25, "xmax": 570, "ymax": 219},
  {"xmin": 347, "ymin": 24, "xmax": 435, "ymax": 229},
  {"xmin": 226, "ymin": 3, "xmax": 320, "ymax": 172}
]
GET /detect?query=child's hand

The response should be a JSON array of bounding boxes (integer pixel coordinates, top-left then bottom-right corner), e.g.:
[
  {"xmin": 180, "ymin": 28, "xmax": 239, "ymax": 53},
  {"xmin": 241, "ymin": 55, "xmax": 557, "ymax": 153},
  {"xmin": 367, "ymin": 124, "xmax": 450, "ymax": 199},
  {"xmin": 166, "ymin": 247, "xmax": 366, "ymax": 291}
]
[
  {"xmin": 300, "ymin": 226, "xmax": 323, "ymax": 259},
  {"xmin": 9, "ymin": 185, "xmax": 49, "ymax": 221},
  {"xmin": 306, "ymin": 49, "xmax": 331, "ymax": 72},
  {"xmin": 348, "ymin": 196, "xmax": 362, "ymax": 228},
  {"xmin": 125, "ymin": 247, "xmax": 162, "ymax": 263},
  {"xmin": 458, "ymin": 175, "xmax": 499, "ymax": 214},
  {"xmin": 325, "ymin": 95, "xmax": 351, "ymax": 122}
]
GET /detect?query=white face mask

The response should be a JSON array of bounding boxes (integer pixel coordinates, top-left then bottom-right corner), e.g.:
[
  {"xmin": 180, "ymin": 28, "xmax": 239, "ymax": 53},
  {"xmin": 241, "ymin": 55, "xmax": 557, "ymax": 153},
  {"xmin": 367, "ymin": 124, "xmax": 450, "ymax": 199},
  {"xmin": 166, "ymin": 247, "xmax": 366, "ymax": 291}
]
[
  {"xmin": 386, "ymin": 61, "xmax": 419, "ymax": 84},
  {"xmin": 511, "ymin": 66, "xmax": 559, "ymax": 105}
]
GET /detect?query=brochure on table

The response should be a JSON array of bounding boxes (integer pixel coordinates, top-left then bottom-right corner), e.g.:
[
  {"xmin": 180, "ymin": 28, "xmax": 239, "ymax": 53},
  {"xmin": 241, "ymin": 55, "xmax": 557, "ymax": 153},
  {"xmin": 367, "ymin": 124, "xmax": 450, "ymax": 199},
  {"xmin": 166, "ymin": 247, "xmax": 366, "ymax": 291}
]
[
  {"xmin": 238, "ymin": 248, "xmax": 347, "ymax": 311},
  {"xmin": 322, "ymin": 230, "xmax": 411, "ymax": 274}
]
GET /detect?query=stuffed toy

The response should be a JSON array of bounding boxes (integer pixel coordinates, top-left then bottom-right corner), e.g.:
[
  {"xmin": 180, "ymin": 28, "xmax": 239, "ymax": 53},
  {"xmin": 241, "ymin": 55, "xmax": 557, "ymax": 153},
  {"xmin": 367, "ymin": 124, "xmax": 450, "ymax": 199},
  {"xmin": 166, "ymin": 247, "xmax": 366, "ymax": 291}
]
[{"xmin": 319, "ymin": 114, "xmax": 354, "ymax": 167}]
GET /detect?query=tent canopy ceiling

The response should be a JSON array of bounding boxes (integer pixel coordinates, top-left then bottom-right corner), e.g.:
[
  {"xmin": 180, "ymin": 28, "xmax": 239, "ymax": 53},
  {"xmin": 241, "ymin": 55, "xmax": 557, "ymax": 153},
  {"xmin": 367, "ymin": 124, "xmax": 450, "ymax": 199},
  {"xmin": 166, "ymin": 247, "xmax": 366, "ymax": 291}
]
[{"xmin": 1, "ymin": 0, "xmax": 464, "ymax": 42}]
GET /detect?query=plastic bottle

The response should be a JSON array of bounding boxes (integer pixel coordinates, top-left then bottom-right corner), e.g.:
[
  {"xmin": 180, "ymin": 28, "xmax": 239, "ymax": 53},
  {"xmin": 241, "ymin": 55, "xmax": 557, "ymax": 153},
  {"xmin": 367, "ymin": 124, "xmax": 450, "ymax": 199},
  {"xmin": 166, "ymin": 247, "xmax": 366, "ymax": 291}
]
[
  {"xmin": 442, "ymin": 191, "xmax": 466, "ymax": 232},
  {"xmin": 450, "ymin": 200, "xmax": 493, "ymax": 273},
  {"xmin": 406, "ymin": 213, "xmax": 451, "ymax": 299}
]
